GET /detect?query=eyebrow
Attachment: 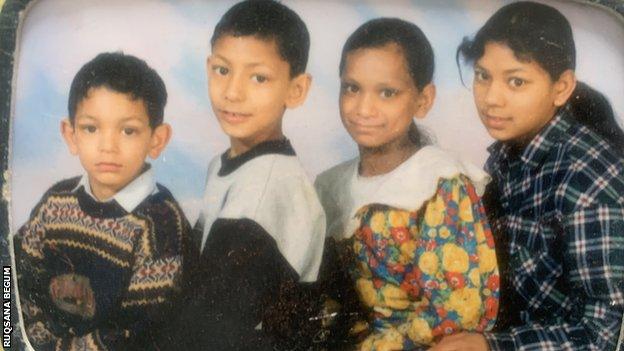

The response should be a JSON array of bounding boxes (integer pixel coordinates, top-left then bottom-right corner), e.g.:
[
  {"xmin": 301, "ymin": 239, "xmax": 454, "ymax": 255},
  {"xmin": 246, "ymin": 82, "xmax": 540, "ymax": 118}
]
[
  {"xmin": 341, "ymin": 76, "xmax": 410, "ymax": 89},
  {"xmin": 76, "ymin": 115, "xmax": 147, "ymax": 124},
  {"xmin": 475, "ymin": 64, "xmax": 526, "ymax": 74},
  {"xmin": 75, "ymin": 115, "xmax": 96, "ymax": 122},
  {"xmin": 212, "ymin": 54, "xmax": 270, "ymax": 69}
]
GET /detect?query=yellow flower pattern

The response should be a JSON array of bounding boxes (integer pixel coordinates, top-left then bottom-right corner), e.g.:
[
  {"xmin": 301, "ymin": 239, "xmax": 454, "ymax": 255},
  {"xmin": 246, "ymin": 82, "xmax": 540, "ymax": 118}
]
[
  {"xmin": 442, "ymin": 243, "xmax": 470, "ymax": 273},
  {"xmin": 348, "ymin": 176, "xmax": 500, "ymax": 350},
  {"xmin": 477, "ymin": 244, "xmax": 497, "ymax": 273},
  {"xmin": 444, "ymin": 287, "xmax": 482, "ymax": 329},
  {"xmin": 418, "ymin": 252, "xmax": 439, "ymax": 276}
]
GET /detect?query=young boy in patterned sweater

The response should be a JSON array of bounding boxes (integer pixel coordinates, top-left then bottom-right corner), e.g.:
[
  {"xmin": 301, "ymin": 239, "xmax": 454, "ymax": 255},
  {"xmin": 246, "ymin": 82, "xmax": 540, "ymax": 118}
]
[{"xmin": 13, "ymin": 52, "xmax": 191, "ymax": 351}]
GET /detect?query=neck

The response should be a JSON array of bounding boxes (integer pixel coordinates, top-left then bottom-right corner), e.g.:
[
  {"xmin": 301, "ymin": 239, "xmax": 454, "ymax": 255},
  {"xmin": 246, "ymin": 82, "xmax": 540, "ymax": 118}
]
[
  {"xmin": 89, "ymin": 180, "xmax": 118, "ymax": 202},
  {"xmin": 358, "ymin": 134, "xmax": 418, "ymax": 177},
  {"xmin": 229, "ymin": 130, "xmax": 284, "ymax": 157}
]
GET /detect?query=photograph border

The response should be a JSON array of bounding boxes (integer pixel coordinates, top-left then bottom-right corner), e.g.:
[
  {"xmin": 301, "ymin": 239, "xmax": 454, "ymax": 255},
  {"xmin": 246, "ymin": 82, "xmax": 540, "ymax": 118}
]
[{"xmin": 1, "ymin": 0, "xmax": 623, "ymax": 350}]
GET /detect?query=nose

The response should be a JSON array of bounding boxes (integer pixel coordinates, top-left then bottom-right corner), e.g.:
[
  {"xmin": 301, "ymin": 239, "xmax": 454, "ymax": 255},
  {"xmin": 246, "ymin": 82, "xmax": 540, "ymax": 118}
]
[
  {"xmin": 224, "ymin": 73, "xmax": 245, "ymax": 102},
  {"xmin": 483, "ymin": 80, "xmax": 505, "ymax": 107},
  {"xmin": 99, "ymin": 130, "xmax": 119, "ymax": 153},
  {"xmin": 355, "ymin": 92, "xmax": 376, "ymax": 119}
]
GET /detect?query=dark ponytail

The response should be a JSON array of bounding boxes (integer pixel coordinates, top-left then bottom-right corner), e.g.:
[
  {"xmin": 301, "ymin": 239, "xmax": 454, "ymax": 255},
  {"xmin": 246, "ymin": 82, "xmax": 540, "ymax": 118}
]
[
  {"xmin": 457, "ymin": 1, "xmax": 623, "ymax": 153},
  {"xmin": 568, "ymin": 82, "xmax": 624, "ymax": 152}
]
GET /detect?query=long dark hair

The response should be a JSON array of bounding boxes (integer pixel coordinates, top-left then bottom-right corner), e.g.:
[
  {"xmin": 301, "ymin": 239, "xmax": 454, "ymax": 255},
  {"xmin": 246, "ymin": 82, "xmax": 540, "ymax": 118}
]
[
  {"xmin": 340, "ymin": 18, "xmax": 433, "ymax": 148},
  {"xmin": 457, "ymin": 1, "xmax": 624, "ymax": 153}
]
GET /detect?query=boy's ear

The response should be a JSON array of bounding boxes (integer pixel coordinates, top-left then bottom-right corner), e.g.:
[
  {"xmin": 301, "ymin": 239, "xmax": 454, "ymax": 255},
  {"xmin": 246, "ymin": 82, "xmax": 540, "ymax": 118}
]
[
  {"xmin": 553, "ymin": 69, "xmax": 577, "ymax": 107},
  {"xmin": 148, "ymin": 123, "xmax": 172, "ymax": 159},
  {"xmin": 413, "ymin": 83, "xmax": 436, "ymax": 119},
  {"xmin": 61, "ymin": 118, "xmax": 79, "ymax": 155},
  {"xmin": 285, "ymin": 73, "xmax": 312, "ymax": 109}
]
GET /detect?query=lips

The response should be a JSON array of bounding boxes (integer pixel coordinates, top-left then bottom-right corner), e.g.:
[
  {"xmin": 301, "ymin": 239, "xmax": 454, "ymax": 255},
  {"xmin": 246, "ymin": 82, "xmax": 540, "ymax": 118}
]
[
  {"xmin": 483, "ymin": 113, "xmax": 511, "ymax": 129},
  {"xmin": 95, "ymin": 162, "xmax": 122, "ymax": 172},
  {"xmin": 219, "ymin": 109, "xmax": 251, "ymax": 124},
  {"xmin": 348, "ymin": 120, "xmax": 383, "ymax": 133}
]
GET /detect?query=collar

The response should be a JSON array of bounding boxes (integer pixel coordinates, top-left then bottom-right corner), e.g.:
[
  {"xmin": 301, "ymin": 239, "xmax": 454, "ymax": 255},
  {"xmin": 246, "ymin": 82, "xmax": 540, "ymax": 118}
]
[
  {"xmin": 218, "ymin": 138, "xmax": 296, "ymax": 176},
  {"xmin": 318, "ymin": 145, "xmax": 490, "ymax": 240},
  {"xmin": 487, "ymin": 109, "xmax": 572, "ymax": 171},
  {"xmin": 73, "ymin": 164, "xmax": 157, "ymax": 213}
]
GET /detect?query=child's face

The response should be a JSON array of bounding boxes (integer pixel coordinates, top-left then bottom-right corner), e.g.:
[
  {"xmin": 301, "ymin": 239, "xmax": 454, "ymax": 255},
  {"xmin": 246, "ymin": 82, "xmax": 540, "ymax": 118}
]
[
  {"xmin": 61, "ymin": 87, "xmax": 170, "ymax": 200},
  {"xmin": 473, "ymin": 42, "xmax": 573, "ymax": 144},
  {"xmin": 339, "ymin": 43, "xmax": 433, "ymax": 149},
  {"xmin": 207, "ymin": 35, "xmax": 310, "ymax": 155}
]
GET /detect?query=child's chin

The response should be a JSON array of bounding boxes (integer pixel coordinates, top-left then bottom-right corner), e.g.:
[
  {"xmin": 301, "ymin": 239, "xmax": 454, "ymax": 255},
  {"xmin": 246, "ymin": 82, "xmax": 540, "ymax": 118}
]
[{"xmin": 350, "ymin": 133, "xmax": 383, "ymax": 147}]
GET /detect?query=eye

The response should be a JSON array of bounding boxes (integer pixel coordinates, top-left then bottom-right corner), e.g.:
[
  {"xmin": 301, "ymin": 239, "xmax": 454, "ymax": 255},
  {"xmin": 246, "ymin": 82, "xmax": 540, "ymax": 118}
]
[
  {"xmin": 213, "ymin": 65, "xmax": 229, "ymax": 76},
  {"xmin": 81, "ymin": 125, "xmax": 97, "ymax": 133},
  {"xmin": 252, "ymin": 74, "xmax": 267, "ymax": 83},
  {"xmin": 509, "ymin": 77, "xmax": 525, "ymax": 88},
  {"xmin": 380, "ymin": 88, "xmax": 398, "ymax": 98},
  {"xmin": 122, "ymin": 127, "xmax": 138, "ymax": 136},
  {"xmin": 341, "ymin": 83, "xmax": 359, "ymax": 94},
  {"xmin": 474, "ymin": 70, "xmax": 490, "ymax": 82}
]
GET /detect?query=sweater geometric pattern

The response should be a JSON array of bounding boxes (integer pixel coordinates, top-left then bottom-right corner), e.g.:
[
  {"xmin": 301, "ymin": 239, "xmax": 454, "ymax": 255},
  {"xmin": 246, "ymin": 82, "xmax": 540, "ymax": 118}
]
[{"xmin": 15, "ymin": 177, "xmax": 189, "ymax": 351}]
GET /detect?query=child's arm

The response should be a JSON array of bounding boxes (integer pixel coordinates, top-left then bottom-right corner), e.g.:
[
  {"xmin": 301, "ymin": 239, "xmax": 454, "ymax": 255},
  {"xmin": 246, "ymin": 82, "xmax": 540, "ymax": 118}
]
[
  {"xmin": 386, "ymin": 177, "xmax": 499, "ymax": 347},
  {"xmin": 13, "ymin": 195, "xmax": 67, "ymax": 350},
  {"xmin": 187, "ymin": 217, "xmax": 301, "ymax": 349},
  {"xmin": 483, "ymin": 201, "xmax": 624, "ymax": 350}
]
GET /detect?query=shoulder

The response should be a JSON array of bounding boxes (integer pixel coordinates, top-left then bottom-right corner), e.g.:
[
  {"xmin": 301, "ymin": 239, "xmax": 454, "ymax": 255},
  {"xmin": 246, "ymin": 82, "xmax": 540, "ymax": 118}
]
[
  {"xmin": 135, "ymin": 184, "xmax": 190, "ymax": 253},
  {"xmin": 37, "ymin": 176, "xmax": 82, "ymax": 205},
  {"xmin": 562, "ymin": 123, "xmax": 622, "ymax": 164},
  {"xmin": 230, "ymin": 154, "xmax": 311, "ymax": 196},
  {"xmin": 47, "ymin": 176, "xmax": 81, "ymax": 194},
  {"xmin": 314, "ymin": 158, "xmax": 358, "ymax": 194},
  {"xmin": 407, "ymin": 146, "xmax": 490, "ymax": 197},
  {"xmin": 436, "ymin": 175, "xmax": 483, "ymax": 203},
  {"xmin": 555, "ymin": 124, "xmax": 624, "ymax": 208},
  {"xmin": 262, "ymin": 156, "xmax": 322, "ymax": 208},
  {"xmin": 138, "ymin": 183, "xmax": 188, "ymax": 221},
  {"xmin": 19, "ymin": 176, "xmax": 81, "ymax": 226}
]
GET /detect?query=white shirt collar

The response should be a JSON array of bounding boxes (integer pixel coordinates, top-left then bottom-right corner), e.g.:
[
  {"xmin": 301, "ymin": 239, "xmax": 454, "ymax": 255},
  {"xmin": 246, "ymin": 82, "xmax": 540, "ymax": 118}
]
[
  {"xmin": 316, "ymin": 146, "xmax": 490, "ymax": 240},
  {"xmin": 73, "ymin": 165, "xmax": 158, "ymax": 213}
]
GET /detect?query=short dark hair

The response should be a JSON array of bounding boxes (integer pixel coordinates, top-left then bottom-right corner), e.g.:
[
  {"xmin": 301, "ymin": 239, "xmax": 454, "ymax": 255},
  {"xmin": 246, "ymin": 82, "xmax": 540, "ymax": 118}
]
[
  {"xmin": 210, "ymin": 0, "xmax": 310, "ymax": 77},
  {"xmin": 339, "ymin": 18, "xmax": 434, "ymax": 91},
  {"xmin": 68, "ymin": 52, "xmax": 167, "ymax": 128}
]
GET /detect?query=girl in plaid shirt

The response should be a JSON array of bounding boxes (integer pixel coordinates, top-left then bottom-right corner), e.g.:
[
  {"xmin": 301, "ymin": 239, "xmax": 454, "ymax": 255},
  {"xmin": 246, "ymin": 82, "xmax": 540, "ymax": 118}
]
[{"xmin": 433, "ymin": 2, "xmax": 624, "ymax": 350}]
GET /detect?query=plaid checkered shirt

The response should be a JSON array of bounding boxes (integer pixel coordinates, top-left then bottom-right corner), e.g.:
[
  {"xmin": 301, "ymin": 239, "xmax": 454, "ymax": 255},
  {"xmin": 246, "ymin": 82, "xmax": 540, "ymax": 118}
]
[{"xmin": 482, "ymin": 110, "xmax": 624, "ymax": 350}]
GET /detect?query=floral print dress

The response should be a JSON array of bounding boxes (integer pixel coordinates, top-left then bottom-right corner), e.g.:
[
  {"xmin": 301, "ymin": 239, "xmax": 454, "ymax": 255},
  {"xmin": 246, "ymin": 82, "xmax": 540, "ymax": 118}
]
[{"xmin": 315, "ymin": 146, "xmax": 499, "ymax": 350}]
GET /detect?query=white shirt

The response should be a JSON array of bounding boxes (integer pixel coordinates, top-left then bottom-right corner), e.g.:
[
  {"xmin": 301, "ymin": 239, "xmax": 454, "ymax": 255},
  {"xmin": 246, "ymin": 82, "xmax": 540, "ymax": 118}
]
[
  {"xmin": 74, "ymin": 166, "xmax": 157, "ymax": 213},
  {"xmin": 315, "ymin": 145, "xmax": 490, "ymax": 240}
]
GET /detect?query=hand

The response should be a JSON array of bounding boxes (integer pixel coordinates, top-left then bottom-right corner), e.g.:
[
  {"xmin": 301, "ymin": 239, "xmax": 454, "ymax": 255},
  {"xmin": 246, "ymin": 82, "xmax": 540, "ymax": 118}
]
[{"xmin": 428, "ymin": 332, "xmax": 489, "ymax": 351}]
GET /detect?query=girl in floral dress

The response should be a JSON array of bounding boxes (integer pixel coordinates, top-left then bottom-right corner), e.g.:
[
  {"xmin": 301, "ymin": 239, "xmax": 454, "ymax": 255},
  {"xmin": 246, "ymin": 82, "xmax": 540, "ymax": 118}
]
[{"xmin": 315, "ymin": 18, "xmax": 499, "ymax": 350}]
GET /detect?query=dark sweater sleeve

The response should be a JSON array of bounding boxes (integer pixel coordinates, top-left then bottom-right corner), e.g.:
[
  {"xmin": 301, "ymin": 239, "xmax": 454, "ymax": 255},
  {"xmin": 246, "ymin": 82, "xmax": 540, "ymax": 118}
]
[
  {"xmin": 13, "ymin": 180, "xmax": 80, "ymax": 351},
  {"xmin": 166, "ymin": 218, "xmax": 312, "ymax": 351}
]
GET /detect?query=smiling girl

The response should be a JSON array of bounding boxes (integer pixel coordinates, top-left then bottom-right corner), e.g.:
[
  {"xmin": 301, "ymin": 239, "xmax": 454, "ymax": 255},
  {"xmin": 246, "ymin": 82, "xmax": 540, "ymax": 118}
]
[
  {"xmin": 315, "ymin": 18, "xmax": 499, "ymax": 350},
  {"xmin": 432, "ymin": 2, "xmax": 624, "ymax": 350}
]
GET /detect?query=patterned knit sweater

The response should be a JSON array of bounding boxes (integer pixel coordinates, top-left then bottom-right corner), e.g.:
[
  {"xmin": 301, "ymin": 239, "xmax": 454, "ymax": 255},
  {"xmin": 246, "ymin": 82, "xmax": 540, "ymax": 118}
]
[{"xmin": 14, "ymin": 177, "xmax": 191, "ymax": 351}]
